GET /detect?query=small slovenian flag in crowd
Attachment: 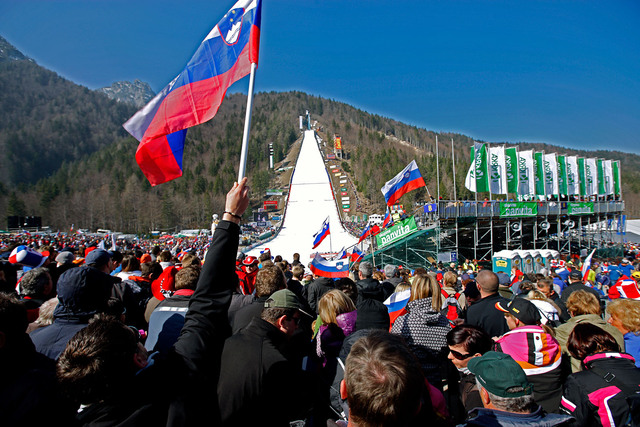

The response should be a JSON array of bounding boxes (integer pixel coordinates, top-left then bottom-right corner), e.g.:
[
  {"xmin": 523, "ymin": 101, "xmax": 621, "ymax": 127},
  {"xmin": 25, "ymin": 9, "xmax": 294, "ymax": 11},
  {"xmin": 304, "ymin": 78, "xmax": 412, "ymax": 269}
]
[
  {"xmin": 124, "ymin": 0, "xmax": 262, "ymax": 186},
  {"xmin": 384, "ymin": 289, "xmax": 411, "ymax": 327},
  {"xmin": 382, "ymin": 210, "xmax": 393, "ymax": 229},
  {"xmin": 581, "ymin": 248, "xmax": 597, "ymax": 281},
  {"xmin": 358, "ymin": 224, "xmax": 371, "ymax": 243},
  {"xmin": 309, "ymin": 253, "xmax": 349, "ymax": 278},
  {"xmin": 608, "ymin": 275, "xmax": 640, "ymax": 300},
  {"xmin": 337, "ymin": 248, "xmax": 348, "ymax": 260},
  {"xmin": 350, "ymin": 247, "xmax": 364, "ymax": 263},
  {"xmin": 312, "ymin": 217, "xmax": 331, "ymax": 249},
  {"xmin": 381, "ymin": 160, "xmax": 427, "ymax": 206}
]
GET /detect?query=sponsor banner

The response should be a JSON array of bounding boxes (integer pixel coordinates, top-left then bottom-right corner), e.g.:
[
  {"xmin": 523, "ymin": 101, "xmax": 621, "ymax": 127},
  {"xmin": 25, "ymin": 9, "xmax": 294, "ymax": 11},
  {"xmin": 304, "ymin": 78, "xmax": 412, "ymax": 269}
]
[
  {"xmin": 327, "ymin": 154, "xmax": 336, "ymax": 159},
  {"xmin": 465, "ymin": 142, "xmax": 489, "ymax": 192},
  {"xmin": 331, "ymin": 169, "xmax": 339, "ymax": 172},
  {"xmin": 499, "ymin": 202, "xmax": 538, "ymax": 218},
  {"xmin": 517, "ymin": 150, "xmax": 535, "ymax": 196},
  {"xmin": 340, "ymin": 179, "xmax": 347, "ymax": 184},
  {"xmin": 534, "ymin": 152, "xmax": 545, "ymax": 196},
  {"xmin": 557, "ymin": 155, "xmax": 568, "ymax": 195},
  {"xmin": 343, "ymin": 208, "xmax": 350, "ymax": 212},
  {"xmin": 568, "ymin": 202, "xmax": 594, "ymax": 215},
  {"xmin": 613, "ymin": 161, "xmax": 621, "ymax": 195},
  {"xmin": 341, "ymin": 187, "xmax": 347, "ymax": 191},
  {"xmin": 341, "ymin": 191, "xmax": 348, "ymax": 196},
  {"xmin": 335, "ymin": 137, "xmax": 342, "ymax": 150},
  {"xmin": 505, "ymin": 147, "xmax": 518, "ymax": 193},
  {"xmin": 342, "ymin": 204, "xmax": 350, "ymax": 209},
  {"xmin": 488, "ymin": 145, "xmax": 508, "ymax": 194},
  {"xmin": 266, "ymin": 189, "xmax": 284, "ymax": 196},
  {"xmin": 263, "ymin": 200, "xmax": 278, "ymax": 210},
  {"xmin": 376, "ymin": 217, "xmax": 418, "ymax": 248}
]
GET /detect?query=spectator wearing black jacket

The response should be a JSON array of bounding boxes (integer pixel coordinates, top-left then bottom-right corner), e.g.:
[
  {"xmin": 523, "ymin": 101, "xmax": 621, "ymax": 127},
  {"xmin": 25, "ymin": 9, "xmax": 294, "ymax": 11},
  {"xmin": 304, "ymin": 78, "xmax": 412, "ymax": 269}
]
[{"xmin": 465, "ymin": 270, "xmax": 509, "ymax": 338}]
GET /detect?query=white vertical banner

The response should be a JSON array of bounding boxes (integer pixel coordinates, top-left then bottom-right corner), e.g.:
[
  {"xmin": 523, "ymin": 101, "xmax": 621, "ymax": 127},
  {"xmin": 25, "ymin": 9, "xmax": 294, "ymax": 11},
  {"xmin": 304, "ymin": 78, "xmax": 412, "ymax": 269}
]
[
  {"xmin": 488, "ymin": 145, "xmax": 508, "ymax": 195},
  {"xmin": 543, "ymin": 153, "xmax": 559, "ymax": 196},
  {"xmin": 603, "ymin": 159, "xmax": 614, "ymax": 195},
  {"xmin": 585, "ymin": 158, "xmax": 598, "ymax": 195},
  {"xmin": 566, "ymin": 156, "xmax": 580, "ymax": 195},
  {"xmin": 517, "ymin": 149, "xmax": 535, "ymax": 197}
]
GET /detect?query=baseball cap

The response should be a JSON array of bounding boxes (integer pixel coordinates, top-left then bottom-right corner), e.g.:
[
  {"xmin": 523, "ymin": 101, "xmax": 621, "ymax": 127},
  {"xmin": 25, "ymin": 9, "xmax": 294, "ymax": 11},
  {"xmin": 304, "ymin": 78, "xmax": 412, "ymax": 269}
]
[
  {"xmin": 569, "ymin": 271, "xmax": 582, "ymax": 280},
  {"xmin": 55, "ymin": 251, "xmax": 75, "ymax": 265},
  {"xmin": 468, "ymin": 351, "xmax": 533, "ymax": 398},
  {"xmin": 85, "ymin": 249, "xmax": 111, "ymax": 267},
  {"xmin": 621, "ymin": 258, "xmax": 630, "ymax": 265},
  {"xmin": 264, "ymin": 289, "xmax": 313, "ymax": 318},
  {"xmin": 495, "ymin": 298, "xmax": 541, "ymax": 325}
]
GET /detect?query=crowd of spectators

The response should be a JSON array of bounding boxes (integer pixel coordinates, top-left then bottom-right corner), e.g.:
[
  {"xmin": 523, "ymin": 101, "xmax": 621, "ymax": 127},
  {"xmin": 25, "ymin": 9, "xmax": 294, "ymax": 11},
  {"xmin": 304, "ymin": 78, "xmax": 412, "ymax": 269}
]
[{"xmin": 2, "ymin": 180, "xmax": 640, "ymax": 426}]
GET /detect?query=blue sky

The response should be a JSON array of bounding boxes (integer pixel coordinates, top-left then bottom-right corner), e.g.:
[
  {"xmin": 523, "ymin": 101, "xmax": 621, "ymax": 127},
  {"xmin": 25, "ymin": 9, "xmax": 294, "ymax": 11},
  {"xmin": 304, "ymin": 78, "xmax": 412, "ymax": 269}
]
[{"xmin": 2, "ymin": 0, "xmax": 639, "ymax": 154}]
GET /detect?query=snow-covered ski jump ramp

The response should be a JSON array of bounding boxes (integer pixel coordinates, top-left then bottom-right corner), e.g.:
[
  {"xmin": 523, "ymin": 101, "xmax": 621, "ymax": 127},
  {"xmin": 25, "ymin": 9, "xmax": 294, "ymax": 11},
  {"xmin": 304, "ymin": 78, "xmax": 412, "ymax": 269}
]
[{"xmin": 247, "ymin": 130, "xmax": 358, "ymax": 263}]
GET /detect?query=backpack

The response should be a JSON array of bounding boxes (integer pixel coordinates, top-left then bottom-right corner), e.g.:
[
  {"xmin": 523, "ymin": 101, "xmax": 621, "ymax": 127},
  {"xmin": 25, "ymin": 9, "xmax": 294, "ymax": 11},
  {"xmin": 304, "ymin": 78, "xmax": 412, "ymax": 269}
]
[
  {"xmin": 440, "ymin": 289, "xmax": 462, "ymax": 323},
  {"xmin": 590, "ymin": 365, "xmax": 640, "ymax": 426}
]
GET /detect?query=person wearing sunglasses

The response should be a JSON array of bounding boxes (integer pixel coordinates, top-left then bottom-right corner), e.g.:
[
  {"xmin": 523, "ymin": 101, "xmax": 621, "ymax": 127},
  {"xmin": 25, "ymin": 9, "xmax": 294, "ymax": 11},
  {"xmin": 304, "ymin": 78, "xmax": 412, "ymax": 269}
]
[{"xmin": 446, "ymin": 325, "xmax": 492, "ymax": 421}]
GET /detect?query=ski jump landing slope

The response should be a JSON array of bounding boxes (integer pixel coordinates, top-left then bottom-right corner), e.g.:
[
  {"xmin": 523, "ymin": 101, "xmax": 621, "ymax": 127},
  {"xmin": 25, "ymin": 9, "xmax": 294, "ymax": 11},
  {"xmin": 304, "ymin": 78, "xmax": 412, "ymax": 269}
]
[{"xmin": 247, "ymin": 130, "xmax": 358, "ymax": 263}]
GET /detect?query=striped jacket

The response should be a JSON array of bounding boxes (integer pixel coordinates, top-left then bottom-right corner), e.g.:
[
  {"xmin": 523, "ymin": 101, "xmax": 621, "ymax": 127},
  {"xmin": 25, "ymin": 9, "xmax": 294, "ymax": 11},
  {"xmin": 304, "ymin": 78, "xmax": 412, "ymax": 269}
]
[{"xmin": 495, "ymin": 325, "xmax": 566, "ymax": 414}]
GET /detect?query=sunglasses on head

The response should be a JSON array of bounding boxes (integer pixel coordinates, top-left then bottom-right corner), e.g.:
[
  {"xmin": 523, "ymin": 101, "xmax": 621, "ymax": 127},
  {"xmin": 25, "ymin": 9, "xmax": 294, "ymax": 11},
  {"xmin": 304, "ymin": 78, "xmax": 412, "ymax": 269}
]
[{"xmin": 449, "ymin": 348, "xmax": 473, "ymax": 360}]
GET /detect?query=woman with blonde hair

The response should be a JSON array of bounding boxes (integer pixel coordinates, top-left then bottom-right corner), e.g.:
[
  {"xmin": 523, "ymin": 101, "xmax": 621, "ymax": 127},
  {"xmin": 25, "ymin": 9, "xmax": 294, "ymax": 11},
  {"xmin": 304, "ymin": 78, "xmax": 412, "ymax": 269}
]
[
  {"xmin": 607, "ymin": 298, "xmax": 640, "ymax": 367},
  {"xmin": 314, "ymin": 290, "xmax": 357, "ymax": 364},
  {"xmin": 391, "ymin": 273, "xmax": 451, "ymax": 389}
]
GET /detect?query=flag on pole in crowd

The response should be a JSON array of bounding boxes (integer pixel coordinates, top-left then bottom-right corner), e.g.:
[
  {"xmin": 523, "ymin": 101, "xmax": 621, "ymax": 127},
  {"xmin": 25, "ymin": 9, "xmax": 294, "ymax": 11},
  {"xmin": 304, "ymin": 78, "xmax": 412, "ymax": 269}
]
[
  {"xmin": 577, "ymin": 158, "xmax": 587, "ymax": 196},
  {"xmin": 566, "ymin": 156, "xmax": 580, "ymax": 196},
  {"xmin": 543, "ymin": 153, "xmax": 558, "ymax": 196},
  {"xmin": 534, "ymin": 152, "xmax": 545, "ymax": 196},
  {"xmin": 382, "ymin": 210, "xmax": 393, "ymax": 229},
  {"xmin": 585, "ymin": 158, "xmax": 598, "ymax": 196},
  {"xmin": 381, "ymin": 160, "xmax": 427, "ymax": 206},
  {"xmin": 596, "ymin": 159, "xmax": 606, "ymax": 195},
  {"xmin": 111, "ymin": 234, "xmax": 117, "ymax": 251},
  {"xmin": 123, "ymin": 0, "xmax": 262, "ymax": 186},
  {"xmin": 309, "ymin": 253, "xmax": 350, "ymax": 278},
  {"xmin": 337, "ymin": 248, "xmax": 348, "ymax": 260},
  {"xmin": 557, "ymin": 155, "xmax": 568, "ymax": 196},
  {"xmin": 517, "ymin": 150, "xmax": 535, "ymax": 197},
  {"xmin": 384, "ymin": 289, "xmax": 411, "ymax": 325},
  {"xmin": 505, "ymin": 147, "xmax": 518, "ymax": 194},
  {"xmin": 358, "ymin": 225, "xmax": 371, "ymax": 244},
  {"xmin": 465, "ymin": 142, "xmax": 489, "ymax": 192},
  {"xmin": 603, "ymin": 160, "xmax": 614, "ymax": 196},
  {"xmin": 488, "ymin": 145, "xmax": 508, "ymax": 195},
  {"xmin": 581, "ymin": 248, "xmax": 596, "ymax": 282},
  {"xmin": 312, "ymin": 217, "xmax": 330, "ymax": 249},
  {"xmin": 350, "ymin": 247, "xmax": 364, "ymax": 263}
]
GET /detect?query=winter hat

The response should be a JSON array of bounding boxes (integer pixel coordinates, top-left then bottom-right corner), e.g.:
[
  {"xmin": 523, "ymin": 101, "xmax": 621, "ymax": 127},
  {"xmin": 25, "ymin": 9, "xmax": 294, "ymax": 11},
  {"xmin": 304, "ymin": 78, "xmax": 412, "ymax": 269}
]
[
  {"xmin": 85, "ymin": 249, "xmax": 111, "ymax": 268},
  {"xmin": 243, "ymin": 256, "xmax": 258, "ymax": 266},
  {"xmin": 9, "ymin": 245, "xmax": 47, "ymax": 268},
  {"xmin": 55, "ymin": 251, "xmax": 75, "ymax": 265}
]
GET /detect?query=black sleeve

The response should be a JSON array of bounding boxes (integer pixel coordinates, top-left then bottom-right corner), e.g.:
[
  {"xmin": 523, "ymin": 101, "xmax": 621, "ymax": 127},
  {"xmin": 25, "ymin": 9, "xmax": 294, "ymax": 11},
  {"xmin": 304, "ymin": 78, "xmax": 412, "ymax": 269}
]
[{"xmin": 173, "ymin": 220, "xmax": 239, "ymax": 371}]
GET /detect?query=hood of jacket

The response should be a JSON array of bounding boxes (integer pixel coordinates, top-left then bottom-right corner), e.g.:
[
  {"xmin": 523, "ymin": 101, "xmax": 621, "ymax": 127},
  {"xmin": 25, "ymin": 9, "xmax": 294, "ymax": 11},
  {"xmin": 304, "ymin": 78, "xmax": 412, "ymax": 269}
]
[
  {"xmin": 405, "ymin": 297, "xmax": 443, "ymax": 324},
  {"xmin": 54, "ymin": 266, "xmax": 120, "ymax": 319}
]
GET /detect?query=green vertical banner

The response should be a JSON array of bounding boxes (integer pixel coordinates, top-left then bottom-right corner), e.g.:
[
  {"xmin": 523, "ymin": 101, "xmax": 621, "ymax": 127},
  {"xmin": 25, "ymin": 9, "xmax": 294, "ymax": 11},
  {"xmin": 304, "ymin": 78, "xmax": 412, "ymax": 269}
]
[
  {"xmin": 613, "ymin": 160, "xmax": 621, "ymax": 195},
  {"xmin": 505, "ymin": 147, "xmax": 518, "ymax": 194},
  {"xmin": 534, "ymin": 152, "xmax": 545, "ymax": 196},
  {"xmin": 557, "ymin": 155, "xmax": 567, "ymax": 195},
  {"xmin": 578, "ymin": 158, "xmax": 586, "ymax": 196},
  {"xmin": 596, "ymin": 159, "xmax": 605, "ymax": 195},
  {"xmin": 465, "ymin": 143, "xmax": 489, "ymax": 193}
]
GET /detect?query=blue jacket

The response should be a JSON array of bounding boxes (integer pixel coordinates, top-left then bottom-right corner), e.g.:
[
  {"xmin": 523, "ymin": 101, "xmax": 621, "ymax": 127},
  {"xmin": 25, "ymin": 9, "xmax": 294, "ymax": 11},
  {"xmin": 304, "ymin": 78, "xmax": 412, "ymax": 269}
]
[
  {"xmin": 461, "ymin": 405, "xmax": 573, "ymax": 426},
  {"xmin": 30, "ymin": 265, "xmax": 119, "ymax": 359}
]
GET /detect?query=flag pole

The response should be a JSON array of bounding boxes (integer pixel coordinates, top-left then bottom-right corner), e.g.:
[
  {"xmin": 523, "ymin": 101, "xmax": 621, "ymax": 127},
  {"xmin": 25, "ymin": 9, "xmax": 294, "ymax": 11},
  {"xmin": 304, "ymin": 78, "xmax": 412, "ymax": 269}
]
[
  {"xmin": 451, "ymin": 138, "xmax": 457, "ymax": 201},
  {"xmin": 436, "ymin": 135, "xmax": 440, "ymax": 201},
  {"xmin": 238, "ymin": 62, "xmax": 258, "ymax": 182}
]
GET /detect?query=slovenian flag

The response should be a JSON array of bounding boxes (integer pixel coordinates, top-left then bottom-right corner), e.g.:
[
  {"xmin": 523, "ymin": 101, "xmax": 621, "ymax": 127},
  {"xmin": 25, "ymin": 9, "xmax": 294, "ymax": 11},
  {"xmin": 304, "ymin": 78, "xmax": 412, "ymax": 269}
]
[
  {"xmin": 384, "ymin": 289, "xmax": 411, "ymax": 327},
  {"xmin": 382, "ymin": 211, "xmax": 393, "ymax": 229},
  {"xmin": 350, "ymin": 247, "xmax": 364, "ymax": 263},
  {"xmin": 381, "ymin": 160, "xmax": 426, "ymax": 206},
  {"xmin": 581, "ymin": 248, "xmax": 596, "ymax": 281},
  {"xmin": 124, "ymin": 0, "xmax": 262, "ymax": 186},
  {"xmin": 312, "ymin": 217, "xmax": 330, "ymax": 249},
  {"xmin": 309, "ymin": 253, "xmax": 350, "ymax": 278}
]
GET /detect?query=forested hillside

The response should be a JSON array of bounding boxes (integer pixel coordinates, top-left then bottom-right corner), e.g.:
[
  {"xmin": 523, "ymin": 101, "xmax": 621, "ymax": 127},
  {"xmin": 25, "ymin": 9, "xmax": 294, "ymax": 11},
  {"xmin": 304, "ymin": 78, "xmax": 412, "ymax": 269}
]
[{"xmin": 1, "ymin": 36, "xmax": 639, "ymax": 232}]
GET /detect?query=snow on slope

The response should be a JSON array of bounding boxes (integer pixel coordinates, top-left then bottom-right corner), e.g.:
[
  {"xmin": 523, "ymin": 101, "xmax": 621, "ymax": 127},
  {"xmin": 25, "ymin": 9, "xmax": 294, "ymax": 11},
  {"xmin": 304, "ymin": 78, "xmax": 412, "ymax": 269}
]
[{"xmin": 247, "ymin": 130, "xmax": 358, "ymax": 263}]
